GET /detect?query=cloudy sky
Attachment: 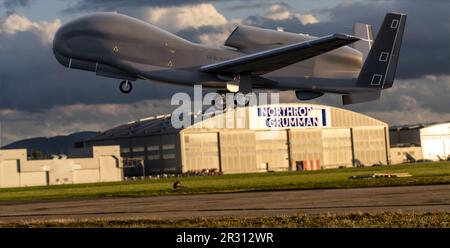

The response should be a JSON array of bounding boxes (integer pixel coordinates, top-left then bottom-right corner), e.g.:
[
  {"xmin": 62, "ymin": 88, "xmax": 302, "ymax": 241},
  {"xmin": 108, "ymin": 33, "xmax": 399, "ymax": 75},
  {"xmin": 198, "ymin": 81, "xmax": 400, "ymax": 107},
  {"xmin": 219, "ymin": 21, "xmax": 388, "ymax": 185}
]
[{"xmin": 0, "ymin": 0, "xmax": 449, "ymax": 145}]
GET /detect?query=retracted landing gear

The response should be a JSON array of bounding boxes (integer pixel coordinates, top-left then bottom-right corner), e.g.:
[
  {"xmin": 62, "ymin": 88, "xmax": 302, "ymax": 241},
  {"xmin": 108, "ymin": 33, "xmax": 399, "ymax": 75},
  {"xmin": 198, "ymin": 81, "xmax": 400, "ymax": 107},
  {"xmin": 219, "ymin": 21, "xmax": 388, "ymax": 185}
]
[{"xmin": 119, "ymin": 80, "xmax": 133, "ymax": 94}]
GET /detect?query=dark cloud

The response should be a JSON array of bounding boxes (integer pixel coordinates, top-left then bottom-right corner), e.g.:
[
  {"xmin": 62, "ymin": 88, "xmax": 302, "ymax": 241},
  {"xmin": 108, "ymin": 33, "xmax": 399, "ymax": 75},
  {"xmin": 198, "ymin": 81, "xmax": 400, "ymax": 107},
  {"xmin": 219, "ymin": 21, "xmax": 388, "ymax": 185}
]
[
  {"xmin": 1, "ymin": 0, "xmax": 450, "ymax": 145},
  {"xmin": 0, "ymin": 99, "xmax": 176, "ymax": 146},
  {"xmin": 244, "ymin": 0, "xmax": 450, "ymax": 79},
  {"xmin": 279, "ymin": 75, "xmax": 450, "ymax": 125},
  {"xmin": 310, "ymin": 76, "xmax": 450, "ymax": 114},
  {"xmin": 3, "ymin": 0, "xmax": 34, "ymax": 8},
  {"xmin": 1, "ymin": 0, "xmax": 449, "ymax": 113}
]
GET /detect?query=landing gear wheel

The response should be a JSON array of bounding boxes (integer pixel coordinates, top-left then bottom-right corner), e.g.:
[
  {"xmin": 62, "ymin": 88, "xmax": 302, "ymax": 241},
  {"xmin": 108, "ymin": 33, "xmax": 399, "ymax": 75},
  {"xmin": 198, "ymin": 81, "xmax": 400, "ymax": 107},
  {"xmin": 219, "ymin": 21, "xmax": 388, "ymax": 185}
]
[{"xmin": 119, "ymin": 80, "xmax": 133, "ymax": 94}]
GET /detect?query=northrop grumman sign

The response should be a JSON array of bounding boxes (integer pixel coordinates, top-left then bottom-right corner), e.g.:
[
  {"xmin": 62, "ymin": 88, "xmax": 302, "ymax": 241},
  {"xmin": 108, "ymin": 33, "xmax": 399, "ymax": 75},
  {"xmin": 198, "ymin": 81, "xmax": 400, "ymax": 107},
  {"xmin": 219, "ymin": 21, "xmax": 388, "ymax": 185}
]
[{"xmin": 249, "ymin": 105, "xmax": 331, "ymax": 130}]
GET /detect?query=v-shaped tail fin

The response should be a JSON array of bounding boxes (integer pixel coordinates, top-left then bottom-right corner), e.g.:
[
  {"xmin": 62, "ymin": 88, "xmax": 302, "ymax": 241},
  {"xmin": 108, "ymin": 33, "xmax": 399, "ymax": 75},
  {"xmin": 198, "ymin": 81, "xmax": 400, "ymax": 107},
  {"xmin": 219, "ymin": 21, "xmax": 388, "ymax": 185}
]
[{"xmin": 353, "ymin": 23, "xmax": 374, "ymax": 62}]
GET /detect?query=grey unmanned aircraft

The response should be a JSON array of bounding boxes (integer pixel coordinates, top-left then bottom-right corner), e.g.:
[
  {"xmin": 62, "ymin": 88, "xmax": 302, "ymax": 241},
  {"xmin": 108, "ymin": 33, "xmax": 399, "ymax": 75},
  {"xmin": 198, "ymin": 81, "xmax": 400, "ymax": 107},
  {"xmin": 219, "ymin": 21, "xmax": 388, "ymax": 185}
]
[{"xmin": 53, "ymin": 12, "xmax": 406, "ymax": 104}]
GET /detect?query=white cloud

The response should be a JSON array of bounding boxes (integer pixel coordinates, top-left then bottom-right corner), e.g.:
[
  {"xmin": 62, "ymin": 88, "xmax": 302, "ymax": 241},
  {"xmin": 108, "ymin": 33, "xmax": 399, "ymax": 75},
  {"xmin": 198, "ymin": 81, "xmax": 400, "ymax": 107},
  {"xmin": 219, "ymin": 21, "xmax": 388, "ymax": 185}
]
[
  {"xmin": 198, "ymin": 32, "xmax": 229, "ymax": 47},
  {"xmin": 356, "ymin": 75, "xmax": 450, "ymax": 125},
  {"xmin": 197, "ymin": 19, "xmax": 242, "ymax": 47},
  {"xmin": 146, "ymin": 3, "xmax": 228, "ymax": 32},
  {"xmin": 265, "ymin": 5, "xmax": 291, "ymax": 20},
  {"xmin": 264, "ymin": 4, "xmax": 319, "ymax": 25},
  {"xmin": 297, "ymin": 14, "xmax": 319, "ymax": 25},
  {"xmin": 0, "ymin": 14, "xmax": 61, "ymax": 44},
  {"xmin": 0, "ymin": 99, "xmax": 174, "ymax": 146}
]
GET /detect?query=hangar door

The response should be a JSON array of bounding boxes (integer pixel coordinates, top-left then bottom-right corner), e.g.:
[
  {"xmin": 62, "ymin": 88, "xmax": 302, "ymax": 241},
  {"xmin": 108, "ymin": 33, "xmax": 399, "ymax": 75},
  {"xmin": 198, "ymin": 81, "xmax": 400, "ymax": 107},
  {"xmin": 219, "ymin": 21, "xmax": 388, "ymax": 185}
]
[
  {"xmin": 219, "ymin": 132, "xmax": 256, "ymax": 173},
  {"xmin": 255, "ymin": 131, "xmax": 289, "ymax": 172},
  {"xmin": 182, "ymin": 133, "xmax": 220, "ymax": 172},
  {"xmin": 352, "ymin": 127, "xmax": 388, "ymax": 165},
  {"xmin": 322, "ymin": 129, "xmax": 352, "ymax": 168},
  {"xmin": 421, "ymin": 135, "xmax": 449, "ymax": 160},
  {"xmin": 289, "ymin": 130, "xmax": 323, "ymax": 171}
]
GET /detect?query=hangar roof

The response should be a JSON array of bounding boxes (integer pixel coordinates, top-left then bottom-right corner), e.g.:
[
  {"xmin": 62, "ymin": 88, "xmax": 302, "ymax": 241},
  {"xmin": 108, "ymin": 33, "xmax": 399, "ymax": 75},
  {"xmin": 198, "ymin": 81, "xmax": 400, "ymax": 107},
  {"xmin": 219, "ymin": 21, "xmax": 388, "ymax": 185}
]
[
  {"xmin": 389, "ymin": 121, "xmax": 450, "ymax": 131},
  {"xmin": 85, "ymin": 103, "xmax": 387, "ymax": 142},
  {"xmin": 86, "ymin": 114, "xmax": 180, "ymax": 142}
]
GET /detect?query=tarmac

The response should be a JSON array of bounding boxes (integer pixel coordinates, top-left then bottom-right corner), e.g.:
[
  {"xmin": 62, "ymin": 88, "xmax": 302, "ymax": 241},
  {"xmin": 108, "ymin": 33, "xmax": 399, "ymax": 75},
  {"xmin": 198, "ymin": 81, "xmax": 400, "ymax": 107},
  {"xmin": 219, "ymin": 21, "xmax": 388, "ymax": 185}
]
[{"xmin": 0, "ymin": 185, "xmax": 449, "ymax": 221}]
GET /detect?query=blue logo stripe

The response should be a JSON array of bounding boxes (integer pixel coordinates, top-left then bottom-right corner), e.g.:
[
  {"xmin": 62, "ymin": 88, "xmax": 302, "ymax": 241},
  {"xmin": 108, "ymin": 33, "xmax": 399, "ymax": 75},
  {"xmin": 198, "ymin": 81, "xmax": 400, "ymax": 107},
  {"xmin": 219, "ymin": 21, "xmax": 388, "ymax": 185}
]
[{"xmin": 322, "ymin": 109, "xmax": 327, "ymax": 126}]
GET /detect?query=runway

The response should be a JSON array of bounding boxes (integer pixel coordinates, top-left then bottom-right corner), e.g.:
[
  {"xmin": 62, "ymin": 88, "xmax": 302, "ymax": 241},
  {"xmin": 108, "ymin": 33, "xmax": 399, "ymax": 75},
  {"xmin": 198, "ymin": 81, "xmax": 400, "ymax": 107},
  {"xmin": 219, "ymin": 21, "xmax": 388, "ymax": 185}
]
[{"xmin": 1, "ymin": 185, "xmax": 450, "ymax": 221}]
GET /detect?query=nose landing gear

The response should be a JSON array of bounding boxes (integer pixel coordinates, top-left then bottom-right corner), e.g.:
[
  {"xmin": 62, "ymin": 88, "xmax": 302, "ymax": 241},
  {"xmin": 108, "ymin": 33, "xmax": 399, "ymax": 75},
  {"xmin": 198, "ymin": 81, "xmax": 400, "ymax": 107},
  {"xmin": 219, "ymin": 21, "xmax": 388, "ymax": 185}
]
[{"xmin": 119, "ymin": 80, "xmax": 133, "ymax": 94}]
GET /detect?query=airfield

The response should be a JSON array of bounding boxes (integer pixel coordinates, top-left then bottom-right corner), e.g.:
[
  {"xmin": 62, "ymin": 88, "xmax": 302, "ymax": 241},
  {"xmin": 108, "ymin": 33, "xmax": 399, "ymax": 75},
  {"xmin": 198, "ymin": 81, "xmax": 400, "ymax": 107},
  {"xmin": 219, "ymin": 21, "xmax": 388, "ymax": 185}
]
[
  {"xmin": 0, "ymin": 162, "xmax": 449, "ymax": 227},
  {"xmin": 1, "ymin": 185, "xmax": 450, "ymax": 221}
]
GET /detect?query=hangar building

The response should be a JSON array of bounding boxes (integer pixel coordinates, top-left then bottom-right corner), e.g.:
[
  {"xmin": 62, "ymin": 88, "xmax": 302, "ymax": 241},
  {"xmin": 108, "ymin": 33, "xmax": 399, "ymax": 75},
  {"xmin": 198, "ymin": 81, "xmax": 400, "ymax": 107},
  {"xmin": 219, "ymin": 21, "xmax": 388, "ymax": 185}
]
[
  {"xmin": 83, "ymin": 104, "xmax": 390, "ymax": 175},
  {"xmin": 390, "ymin": 122, "xmax": 450, "ymax": 162}
]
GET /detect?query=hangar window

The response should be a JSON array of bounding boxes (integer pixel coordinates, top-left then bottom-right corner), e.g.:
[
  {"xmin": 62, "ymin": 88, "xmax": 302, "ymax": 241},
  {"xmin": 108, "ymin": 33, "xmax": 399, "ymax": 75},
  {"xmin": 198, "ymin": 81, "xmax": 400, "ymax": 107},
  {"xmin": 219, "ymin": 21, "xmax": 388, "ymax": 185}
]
[
  {"xmin": 147, "ymin": 145, "xmax": 159, "ymax": 151},
  {"xmin": 120, "ymin": 146, "xmax": 130, "ymax": 154},
  {"xmin": 133, "ymin": 146, "xmax": 145, "ymax": 152},
  {"xmin": 162, "ymin": 144, "xmax": 175, "ymax": 150},
  {"xmin": 148, "ymin": 154, "xmax": 160, "ymax": 160},
  {"xmin": 163, "ymin": 153, "xmax": 176, "ymax": 159}
]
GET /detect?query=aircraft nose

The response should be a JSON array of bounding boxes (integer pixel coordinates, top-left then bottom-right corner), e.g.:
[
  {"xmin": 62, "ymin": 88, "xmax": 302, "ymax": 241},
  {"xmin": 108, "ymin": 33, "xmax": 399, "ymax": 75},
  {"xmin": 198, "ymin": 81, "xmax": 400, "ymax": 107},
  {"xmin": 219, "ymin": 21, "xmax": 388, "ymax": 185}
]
[
  {"xmin": 52, "ymin": 24, "xmax": 72, "ymax": 67},
  {"xmin": 53, "ymin": 13, "xmax": 130, "ymax": 69}
]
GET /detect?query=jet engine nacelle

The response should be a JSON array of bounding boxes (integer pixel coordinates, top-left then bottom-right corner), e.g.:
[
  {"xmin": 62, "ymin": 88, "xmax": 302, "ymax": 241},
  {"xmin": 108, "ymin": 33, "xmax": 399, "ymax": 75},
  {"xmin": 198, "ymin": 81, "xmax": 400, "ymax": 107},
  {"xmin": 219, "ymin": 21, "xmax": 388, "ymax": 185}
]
[{"xmin": 295, "ymin": 90, "xmax": 324, "ymax": 100}]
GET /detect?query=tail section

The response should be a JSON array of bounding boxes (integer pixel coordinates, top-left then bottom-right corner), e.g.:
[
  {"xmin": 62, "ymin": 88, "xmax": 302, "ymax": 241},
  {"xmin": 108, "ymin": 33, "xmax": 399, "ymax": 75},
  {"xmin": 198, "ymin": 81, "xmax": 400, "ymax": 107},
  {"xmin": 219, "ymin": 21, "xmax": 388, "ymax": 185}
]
[
  {"xmin": 356, "ymin": 12, "xmax": 407, "ymax": 89},
  {"xmin": 353, "ymin": 23, "xmax": 374, "ymax": 62},
  {"xmin": 343, "ymin": 13, "xmax": 406, "ymax": 105}
]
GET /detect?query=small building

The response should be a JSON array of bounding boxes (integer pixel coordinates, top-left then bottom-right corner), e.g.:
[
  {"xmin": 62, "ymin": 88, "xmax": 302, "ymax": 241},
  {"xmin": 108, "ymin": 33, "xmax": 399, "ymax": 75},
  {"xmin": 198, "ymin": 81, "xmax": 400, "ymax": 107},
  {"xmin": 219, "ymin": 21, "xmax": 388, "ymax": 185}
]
[
  {"xmin": 83, "ymin": 103, "xmax": 390, "ymax": 175},
  {"xmin": 390, "ymin": 122, "xmax": 450, "ymax": 161},
  {"xmin": 390, "ymin": 145, "xmax": 423, "ymax": 164},
  {"xmin": 0, "ymin": 146, "xmax": 123, "ymax": 188}
]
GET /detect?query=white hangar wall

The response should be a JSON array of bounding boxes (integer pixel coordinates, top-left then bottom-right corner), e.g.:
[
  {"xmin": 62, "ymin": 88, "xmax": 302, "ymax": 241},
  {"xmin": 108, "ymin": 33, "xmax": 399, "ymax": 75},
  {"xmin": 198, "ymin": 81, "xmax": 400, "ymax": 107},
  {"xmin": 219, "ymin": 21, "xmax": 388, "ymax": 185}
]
[{"xmin": 420, "ymin": 123, "xmax": 450, "ymax": 161}]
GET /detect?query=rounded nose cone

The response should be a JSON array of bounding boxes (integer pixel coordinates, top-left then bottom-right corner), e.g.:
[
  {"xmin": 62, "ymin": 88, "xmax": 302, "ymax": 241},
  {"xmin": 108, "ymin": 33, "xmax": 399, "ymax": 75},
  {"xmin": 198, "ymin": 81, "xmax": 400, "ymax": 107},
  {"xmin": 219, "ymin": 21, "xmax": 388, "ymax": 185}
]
[
  {"xmin": 52, "ymin": 13, "xmax": 102, "ymax": 66},
  {"xmin": 52, "ymin": 14, "xmax": 95, "ymax": 56},
  {"xmin": 53, "ymin": 24, "xmax": 72, "ymax": 67},
  {"xmin": 53, "ymin": 13, "xmax": 147, "ymax": 68},
  {"xmin": 53, "ymin": 13, "xmax": 122, "ymax": 56},
  {"xmin": 53, "ymin": 25, "xmax": 64, "ymax": 50}
]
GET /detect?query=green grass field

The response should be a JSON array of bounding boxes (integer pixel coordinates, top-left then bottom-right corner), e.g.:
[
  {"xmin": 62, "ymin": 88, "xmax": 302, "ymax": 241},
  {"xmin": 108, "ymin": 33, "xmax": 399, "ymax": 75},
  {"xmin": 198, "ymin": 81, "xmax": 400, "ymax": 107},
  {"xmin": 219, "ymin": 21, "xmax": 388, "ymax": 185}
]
[
  {"xmin": 2, "ymin": 212, "xmax": 449, "ymax": 228},
  {"xmin": 0, "ymin": 162, "xmax": 449, "ymax": 202}
]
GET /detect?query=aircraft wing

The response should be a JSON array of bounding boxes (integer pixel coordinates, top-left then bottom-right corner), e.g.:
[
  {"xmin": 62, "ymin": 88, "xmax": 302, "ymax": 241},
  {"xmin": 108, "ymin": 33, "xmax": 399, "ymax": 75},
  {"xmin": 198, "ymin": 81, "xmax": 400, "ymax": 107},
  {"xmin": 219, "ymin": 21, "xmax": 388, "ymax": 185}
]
[{"xmin": 201, "ymin": 33, "xmax": 360, "ymax": 75}]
